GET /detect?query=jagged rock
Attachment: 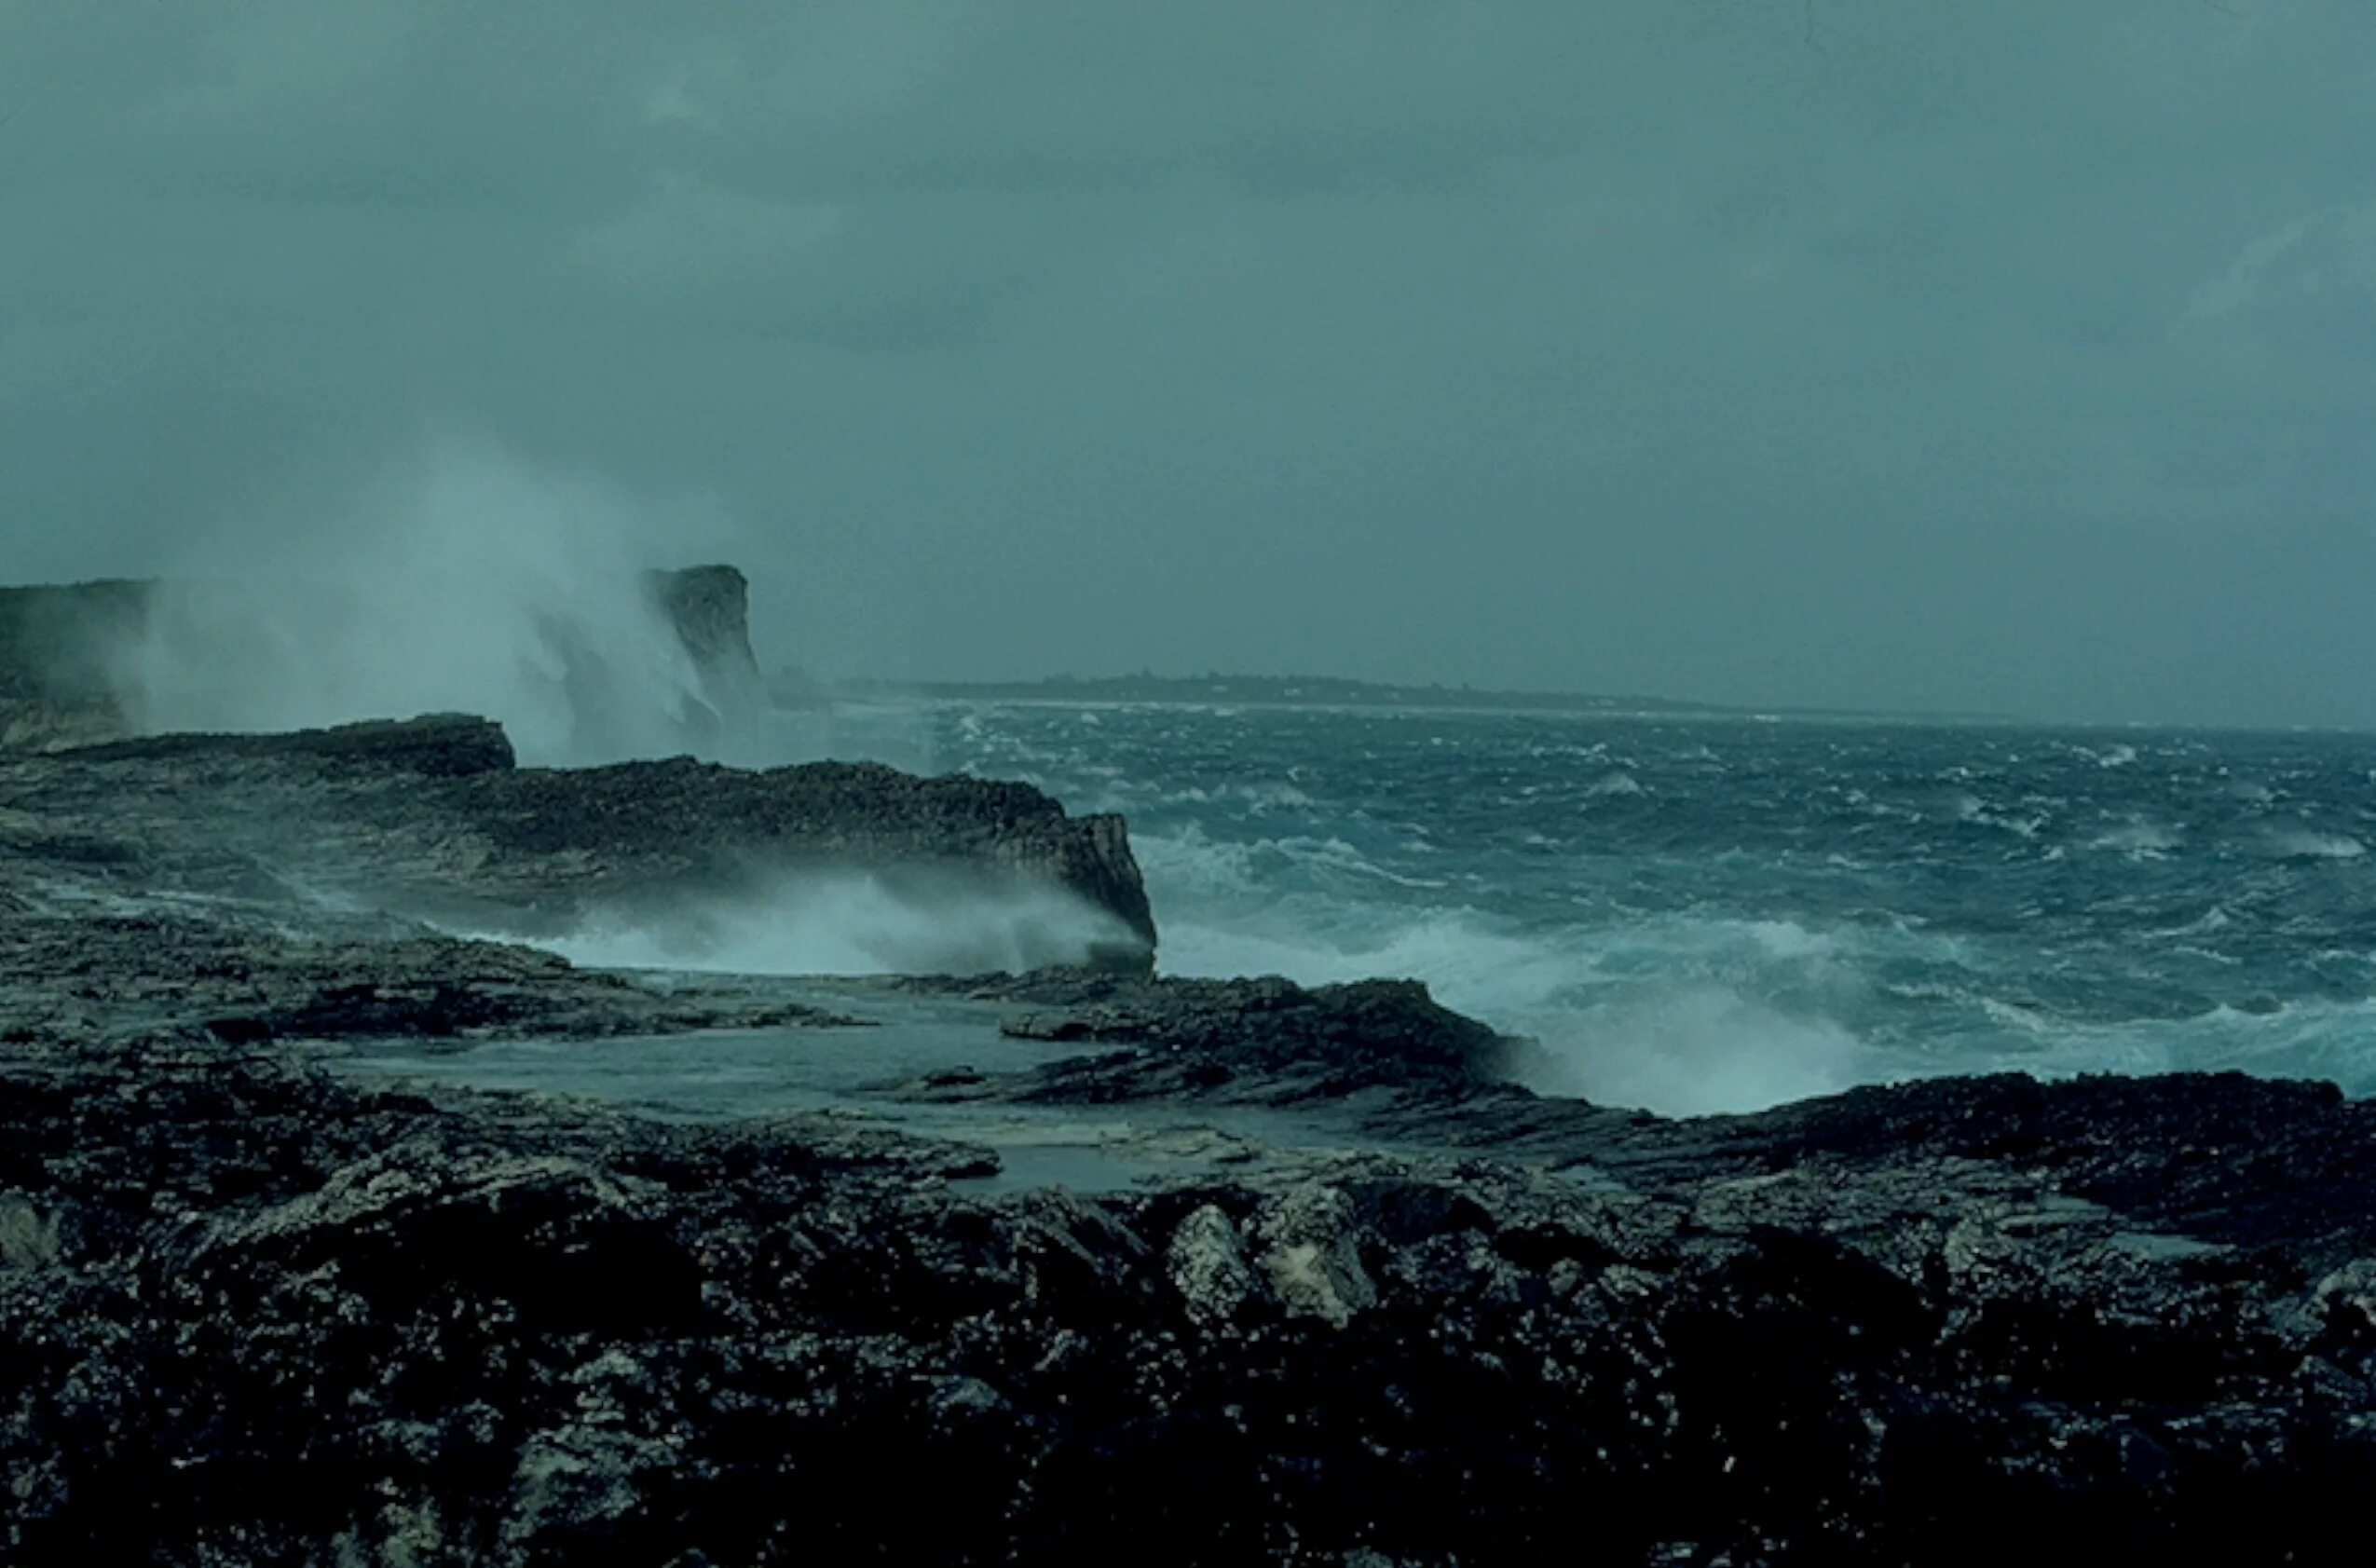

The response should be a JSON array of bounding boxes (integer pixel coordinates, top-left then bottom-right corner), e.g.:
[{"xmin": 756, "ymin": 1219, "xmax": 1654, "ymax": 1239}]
[
  {"xmin": 1165, "ymin": 1204, "xmax": 1259, "ymax": 1325},
  {"xmin": 2, "ymin": 1032, "xmax": 2371, "ymax": 1563},
  {"xmin": 503, "ymin": 1424, "xmax": 682, "ymax": 1556},
  {"xmin": 1252, "ymin": 1184, "xmax": 1376, "ymax": 1328},
  {"xmin": 190, "ymin": 1142, "xmax": 704, "ymax": 1334},
  {"xmin": 73, "ymin": 711, "xmax": 520, "ymax": 775},
  {"xmin": 0, "ymin": 910, "xmax": 851, "ymax": 1045},
  {"xmin": 2316, "ymin": 1258, "xmax": 2376, "ymax": 1339}
]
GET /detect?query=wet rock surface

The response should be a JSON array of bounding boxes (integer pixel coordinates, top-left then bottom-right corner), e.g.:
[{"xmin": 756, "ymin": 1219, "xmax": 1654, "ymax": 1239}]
[
  {"xmin": 993, "ymin": 975, "xmax": 1513, "ymax": 1099},
  {"xmin": 4, "ymin": 962, "xmax": 2373, "ymax": 1563},
  {"xmin": 0, "ymin": 911, "xmax": 853, "ymax": 1047}
]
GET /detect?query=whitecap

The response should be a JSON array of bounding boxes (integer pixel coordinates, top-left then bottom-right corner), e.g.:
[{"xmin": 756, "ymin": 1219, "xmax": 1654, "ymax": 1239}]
[
  {"xmin": 2260, "ymin": 827, "xmax": 2368, "ymax": 861},
  {"xmin": 2153, "ymin": 905, "xmax": 2234, "ymax": 938},
  {"xmin": 2088, "ymin": 820, "xmax": 2181, "ymax": 857},
  {"xmin": 1979, "ymin": 997, "xmax": 2056, "ymax": 1035},
  {"xmin": 1507, "ymin": 988, "xmax": 1864, "ymax": 1117}
]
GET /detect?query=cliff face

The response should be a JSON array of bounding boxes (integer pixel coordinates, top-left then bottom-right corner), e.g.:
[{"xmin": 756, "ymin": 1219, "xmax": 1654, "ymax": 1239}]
[
  {"xmin": 0, "ymin": 564, "xmax": 1157, "ymax": 966},
  {"xmin": 0, "ymin": 567, "xmax": 762, "ymax": 756}
]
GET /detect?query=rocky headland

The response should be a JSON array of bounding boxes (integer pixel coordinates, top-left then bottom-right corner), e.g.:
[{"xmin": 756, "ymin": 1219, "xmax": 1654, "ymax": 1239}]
[
  {"xmin": 0, "ymin": 574, "xmax": 2369, "ymax": 1565},
  {"xmin": 0, "ymin": 711, "xmax": 1156, "ymax": 974}
]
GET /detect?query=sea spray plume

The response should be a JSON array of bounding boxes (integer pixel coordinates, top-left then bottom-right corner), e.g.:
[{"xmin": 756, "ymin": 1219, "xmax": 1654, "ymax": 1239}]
[
  {"xmin": 533, "ymin": 865, "xmax": 1146, "ymax": 977},
  {"xmin": 113, "ymin": 442, "xmax": 731, "ymax": 765}
]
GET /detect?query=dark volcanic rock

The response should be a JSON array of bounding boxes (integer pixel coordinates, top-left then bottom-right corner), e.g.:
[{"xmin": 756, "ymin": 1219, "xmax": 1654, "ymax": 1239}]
[
  {"xmin": 464, "ymin": 752, "xmax": 1157, "ymax": 957},
  {"xmin": 1, "ymin": 1035, "xmax": 2370, "ymax": 1566}
]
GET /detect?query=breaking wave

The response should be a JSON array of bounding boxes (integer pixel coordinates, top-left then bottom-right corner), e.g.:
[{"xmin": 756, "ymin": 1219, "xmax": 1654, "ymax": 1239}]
[
  {"xmin": 788, "ymin": 700, "xmax": 2376, "ymax": 1113},
  {"xmin": 516, "ymin": 870, "xmax": 1139, "ymax": 979},
  {"xmin": 2260, "ymin": 827, "xmax": 2367, "ymax": 862},
  {"xmin": 1140, "ymin": 825, "xmax": 1880, "ymax": 1114}
]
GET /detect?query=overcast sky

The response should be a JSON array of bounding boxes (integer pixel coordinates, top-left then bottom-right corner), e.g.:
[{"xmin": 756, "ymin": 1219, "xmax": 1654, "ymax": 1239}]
[{"xmin": 2, "ymin": 2, "xmax": 2369, "ymax": 726}]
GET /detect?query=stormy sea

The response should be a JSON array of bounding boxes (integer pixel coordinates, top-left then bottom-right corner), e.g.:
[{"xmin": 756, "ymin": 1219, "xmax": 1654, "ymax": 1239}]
[{"xmin": 782, "ymin": 700, "xmax": 2376, "ymax": 1114}]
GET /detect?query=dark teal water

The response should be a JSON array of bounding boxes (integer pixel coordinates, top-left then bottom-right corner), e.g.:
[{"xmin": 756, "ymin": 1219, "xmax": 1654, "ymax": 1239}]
[{"xmin": 878, "ymin": 704, "xmax": 2376, "ymax": 1113}]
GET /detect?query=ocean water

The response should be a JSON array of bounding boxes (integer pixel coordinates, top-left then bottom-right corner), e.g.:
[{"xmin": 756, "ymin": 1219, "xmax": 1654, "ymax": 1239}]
[{"xmin": 803, "ymin": 702, "xmax": 2376, "ymax": 1116}]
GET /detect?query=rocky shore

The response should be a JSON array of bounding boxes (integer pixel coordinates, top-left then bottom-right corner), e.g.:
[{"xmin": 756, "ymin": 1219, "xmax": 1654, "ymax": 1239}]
[
  {"xmin": 0, "ymin": 595, "xmax": 2370, "ymax": 1562},
  {"xmin": 4, "ymin": 984, "xmax": 2371, "ymax": 1565}
]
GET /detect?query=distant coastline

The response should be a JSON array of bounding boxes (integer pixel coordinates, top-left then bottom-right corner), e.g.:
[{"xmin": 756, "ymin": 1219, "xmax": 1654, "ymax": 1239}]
[{"xmin": 813, "ymin": 671, "xmax": 2031, "ymax": 728}]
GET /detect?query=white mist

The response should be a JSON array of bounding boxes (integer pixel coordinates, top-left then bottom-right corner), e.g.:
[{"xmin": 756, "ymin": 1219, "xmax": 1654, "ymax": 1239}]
[{"xmin": 116, "ymin": 441, "xmax": 721, "ymax": 766}]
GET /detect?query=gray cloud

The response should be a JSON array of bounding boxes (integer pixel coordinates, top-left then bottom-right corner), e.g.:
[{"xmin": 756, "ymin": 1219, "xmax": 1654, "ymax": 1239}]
[{"xmin": 2, "ymin": 1, "xmax": 2369, "ymax": 725}]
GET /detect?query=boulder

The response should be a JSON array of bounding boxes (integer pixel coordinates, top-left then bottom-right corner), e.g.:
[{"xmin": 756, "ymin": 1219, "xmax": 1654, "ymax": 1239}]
[{"xmin": 4, "ymin": 1032, "xmax": 2372, "ymax": 1563}]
